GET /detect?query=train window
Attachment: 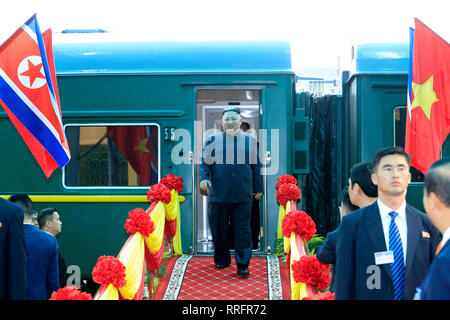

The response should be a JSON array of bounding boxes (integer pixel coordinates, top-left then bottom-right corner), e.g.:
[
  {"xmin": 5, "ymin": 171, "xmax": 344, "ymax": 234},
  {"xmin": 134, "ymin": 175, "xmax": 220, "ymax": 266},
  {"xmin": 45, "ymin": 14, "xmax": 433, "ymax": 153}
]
[
  {"xmin": 393, "ymin": 107, "xmax": 424, "ymax": 182},
  {"xmin": 63, "ymin": 124, "xmax": 159, "ymax": 188}
]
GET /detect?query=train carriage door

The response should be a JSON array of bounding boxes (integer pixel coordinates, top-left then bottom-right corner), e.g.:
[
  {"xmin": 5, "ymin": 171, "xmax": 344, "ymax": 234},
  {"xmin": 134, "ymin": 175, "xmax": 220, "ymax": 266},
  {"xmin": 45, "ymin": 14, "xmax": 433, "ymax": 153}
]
[{"xmin": 195, "ymin": 89, "xmax": 261, "ymax": 253}]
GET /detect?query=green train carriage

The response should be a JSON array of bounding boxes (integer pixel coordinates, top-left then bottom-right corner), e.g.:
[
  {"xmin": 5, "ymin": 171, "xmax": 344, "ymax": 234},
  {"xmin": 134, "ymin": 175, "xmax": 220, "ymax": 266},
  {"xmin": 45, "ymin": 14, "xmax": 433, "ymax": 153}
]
[{"xmin": 0, "ymin": 39, "xmax": 299, "ymax": 280}]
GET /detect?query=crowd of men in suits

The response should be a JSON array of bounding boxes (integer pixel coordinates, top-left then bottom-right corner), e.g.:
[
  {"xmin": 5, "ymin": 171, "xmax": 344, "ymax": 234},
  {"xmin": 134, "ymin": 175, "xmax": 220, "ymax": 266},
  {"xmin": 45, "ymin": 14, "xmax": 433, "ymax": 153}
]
[
  {"xmin": 0, "ymin": 195, "xmax": 67, "ymax": 300},
  {"xmin": 317, "ymin": 147, "xmax": 450, "ymax": 300}
]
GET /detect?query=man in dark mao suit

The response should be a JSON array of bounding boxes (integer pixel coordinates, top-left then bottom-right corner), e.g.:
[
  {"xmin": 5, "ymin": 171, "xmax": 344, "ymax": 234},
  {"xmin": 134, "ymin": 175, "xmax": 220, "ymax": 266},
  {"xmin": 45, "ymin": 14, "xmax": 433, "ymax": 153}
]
[
  {"xmin": 335, "ymin": 147, "xmax": 440, "ymax": 300},
  {"xmin": 418, "ymin": 158, "xmax": 450, "ymax": 300},
  {"xmin": 0, "ymin": 198, "xmax": 27, "ymax": 300},
  {"xmin": 200, "ymin": 107, "xmax": 263, "ymax": 276}
]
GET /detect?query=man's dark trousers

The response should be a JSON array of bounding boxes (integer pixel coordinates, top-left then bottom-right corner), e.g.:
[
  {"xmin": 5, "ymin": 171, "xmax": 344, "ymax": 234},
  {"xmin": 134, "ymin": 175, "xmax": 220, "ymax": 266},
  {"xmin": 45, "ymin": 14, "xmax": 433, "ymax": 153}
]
[{"xmin": 208, "ymin": 201, "xmax": 253, "ymax": 268}]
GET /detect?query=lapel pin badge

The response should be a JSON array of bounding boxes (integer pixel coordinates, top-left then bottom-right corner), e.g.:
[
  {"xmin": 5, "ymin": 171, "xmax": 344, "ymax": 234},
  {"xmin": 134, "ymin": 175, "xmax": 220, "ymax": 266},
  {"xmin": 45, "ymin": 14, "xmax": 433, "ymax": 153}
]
[{"xmin": 422, "ymin": 231, "xmax": 430, "ymax": 238}]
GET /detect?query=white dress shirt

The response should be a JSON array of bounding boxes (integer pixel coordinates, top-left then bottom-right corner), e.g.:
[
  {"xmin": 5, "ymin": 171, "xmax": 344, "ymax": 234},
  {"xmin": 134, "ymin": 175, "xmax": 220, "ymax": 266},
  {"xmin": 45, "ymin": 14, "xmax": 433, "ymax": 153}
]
[
  {"xmin": 441, "ymin": 227, "xmax": 450, "ymax": 248},
  {"xmin": 377, "ymin": 199, "xmax": 408, "ymax": 264}
]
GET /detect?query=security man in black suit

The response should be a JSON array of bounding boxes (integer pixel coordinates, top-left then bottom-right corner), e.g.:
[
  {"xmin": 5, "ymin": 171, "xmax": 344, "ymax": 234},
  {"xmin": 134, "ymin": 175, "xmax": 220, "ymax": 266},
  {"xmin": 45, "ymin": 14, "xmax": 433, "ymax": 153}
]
[
  {"xmin": 200, "ymin": 107, "xmax": 263, "ymax": 276},
  {"xmin": 0, "ymin": 197, "xmax": 27, "ymax": 299},
  {"xmin": 317, "ymin": 186, "xmax": 359, "ymax": 292},
  {"xmin": 335, "ymin": 147, "xmax": 440, "ymax": 300}
]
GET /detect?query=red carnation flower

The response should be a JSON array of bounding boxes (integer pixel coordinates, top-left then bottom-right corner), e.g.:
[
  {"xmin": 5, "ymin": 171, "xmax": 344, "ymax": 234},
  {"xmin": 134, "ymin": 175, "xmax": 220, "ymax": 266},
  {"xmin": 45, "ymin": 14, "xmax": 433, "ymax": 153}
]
[
  {"xmin": 50, "ymin": 286, "xmax": 92, "ymax": 300},
  {"xmin": 276, "ymin": 183, "xmax": 301, "ymax": 207},
  {"xmin": 281, "ymin": 210, "xmax": 316, "ymax": 241},
  {"xmin": 302, "ymin": 291, "xmax": 335, "ymax": 300},
  {"xmin": 275, "ymin": 174, "xmax": 297, "ymax": 190},
  {"xmin": 147, "ymin": 183, "xmax": 172, "ymax": 204},
  {"xmin": 292, "ymin": 255, "xmax": 331, "ymax": 291},
  {"xmin": 124, "ymin": 208, "xmax": 155, "ymax": 237},
  {"xmin": 160, "ymin": 174, "xmax": 184, "ymax": 194},
  {"xmin": 92, "ymin": 256, "xmax": 127, "ymax": 288}
]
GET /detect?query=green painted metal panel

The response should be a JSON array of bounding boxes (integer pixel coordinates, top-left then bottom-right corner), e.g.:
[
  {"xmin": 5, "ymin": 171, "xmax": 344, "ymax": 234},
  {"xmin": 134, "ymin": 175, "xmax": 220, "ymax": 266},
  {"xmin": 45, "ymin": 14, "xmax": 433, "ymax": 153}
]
[
  {"xmin": 292, "ymin": 93, "xmax": 310, "ymax": 174},
  {"xmin": 344, "ymin": 73, "xmax": 426, "ymax": 210}
]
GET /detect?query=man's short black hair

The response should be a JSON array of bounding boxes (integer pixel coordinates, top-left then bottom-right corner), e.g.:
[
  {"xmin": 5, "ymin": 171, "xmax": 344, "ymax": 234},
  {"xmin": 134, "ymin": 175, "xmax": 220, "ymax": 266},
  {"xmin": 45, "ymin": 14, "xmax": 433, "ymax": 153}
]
[
  {"xmin": 8, "ymin": 194, "xmax": 33, "ymax": 217},
  {"xmin": 222, "ymin": 107, "xmax": 241, "ymax": 115},
  {"xmin": 372, "ymin": 146, "xmax": 411, "ymax": 172},
  {"xmin": 350, "ymin": 162, "xmax": 378, "ymax": 198},
  {"xmin": 241, "ymin": 122, "xmax": 250, "ymax": 131},
  {"xmin": 425, "ymin": 158, "xmax": 450, "ymax": 207},
  {"xmin": 341, "ymin": 186, "xmax": 359, "ymax": 212},
  {"xmin": 37, "ymin": 207, "xmax": 57, "ymax": 229}
]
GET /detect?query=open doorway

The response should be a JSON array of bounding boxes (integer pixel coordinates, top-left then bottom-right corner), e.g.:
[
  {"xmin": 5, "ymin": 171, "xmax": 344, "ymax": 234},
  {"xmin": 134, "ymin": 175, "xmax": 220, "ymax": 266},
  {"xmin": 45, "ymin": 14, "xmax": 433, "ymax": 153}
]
[{"xmin": 195, "ymin": 89, "xmax": 261, "ymax": 253}]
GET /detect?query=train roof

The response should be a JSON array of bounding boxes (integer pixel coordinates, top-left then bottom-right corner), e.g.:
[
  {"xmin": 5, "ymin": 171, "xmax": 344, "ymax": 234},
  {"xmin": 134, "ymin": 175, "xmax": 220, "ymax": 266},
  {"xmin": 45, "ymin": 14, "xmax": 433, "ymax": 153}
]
[
  {"xmin": 350, "ymin": 42, "xmax": 409, "ymax": 76},
  {"xmin": 53, "ymin": 39, "xmax": 293, "ymax": 76},
  {"xmin": 343, "ymin": 42, "xmax": 410, "ymax": 85}
]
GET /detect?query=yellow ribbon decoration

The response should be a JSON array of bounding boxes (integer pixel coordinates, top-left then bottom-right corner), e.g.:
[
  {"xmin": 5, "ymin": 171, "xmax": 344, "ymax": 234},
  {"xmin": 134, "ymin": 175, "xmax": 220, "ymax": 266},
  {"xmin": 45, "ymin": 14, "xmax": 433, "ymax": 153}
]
[
  {"xmin": 283, "ymin": 201, "xmax": 291, "ymax": 254},
  {"xmin": 289, "ymin": 232, "xmax": 309, "ymax": 300},
  {"xmin": 145, "ymin": 201, "xmax": 165, "ymax": 253},
  {"xmin": 117, "ymin": 233, "xmax": 145, "ymax": 300},
  {"xmin": 163, "ymin": 189, "xmax": 183, "ymax": 255},
  {"xmin": 290, "ymin": 232, "xmax": 301, "ymax": 300},
  {"xmin": 95, "ymin": 183, "xmax": 186, "ymax": 301},
  {"xmin": 94, "ymin": 283, "xmax": 119, "ymax": 300},
  {"xmin": 172, "ymin": 203, "xmax": 183, "ymax": 255},
  {"xmin": 277, "ymin": 204, "xmax": 286, "ymax": 240},
  {"xmin": 165, "ymin": 189, "xmax": 179, "ymax": 221},
  {"xmin": 280, "ymin": 200, "xmax": 311, "ymax": 300}
]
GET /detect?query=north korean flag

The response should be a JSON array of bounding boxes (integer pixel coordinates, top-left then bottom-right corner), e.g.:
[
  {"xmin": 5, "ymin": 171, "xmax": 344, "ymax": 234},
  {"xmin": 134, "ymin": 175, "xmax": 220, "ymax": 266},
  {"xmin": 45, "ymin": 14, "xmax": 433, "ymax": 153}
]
[{"xmin": 0, "ymin": 15, "xmax": 70, "ymax": 178}]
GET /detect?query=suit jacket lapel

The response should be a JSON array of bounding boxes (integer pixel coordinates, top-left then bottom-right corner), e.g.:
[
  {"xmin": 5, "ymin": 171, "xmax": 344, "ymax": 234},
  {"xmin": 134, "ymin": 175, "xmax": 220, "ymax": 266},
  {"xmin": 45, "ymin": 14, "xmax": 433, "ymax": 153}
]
[
  {"xmin": 362, "ymin": 202, "xmax": 392, "ymax": 279},
  {"xmin": 405, "ymin": 205, "xmax": 421, "ymax": 280},
  {"xmin": 441, "ymin": 241, "xmax": 450, "ymax": 256}
]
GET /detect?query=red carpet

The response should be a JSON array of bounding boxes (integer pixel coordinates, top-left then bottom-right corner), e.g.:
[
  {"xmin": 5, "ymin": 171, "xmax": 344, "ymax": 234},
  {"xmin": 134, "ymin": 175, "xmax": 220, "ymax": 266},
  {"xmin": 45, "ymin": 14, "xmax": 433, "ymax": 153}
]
[{"xmin": 155, "ymin": 255, "xmax": 289, "ymax": 300}]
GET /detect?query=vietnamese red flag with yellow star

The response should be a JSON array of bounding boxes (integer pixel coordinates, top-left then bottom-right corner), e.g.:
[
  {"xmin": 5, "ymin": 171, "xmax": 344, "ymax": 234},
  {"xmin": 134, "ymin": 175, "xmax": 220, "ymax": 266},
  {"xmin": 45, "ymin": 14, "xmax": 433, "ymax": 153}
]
[
  {"xmin": 405, "ymin": 18, "xmax": 450, "ymax": 174},
  {"xmin": 108, "ymin": 126, "xmax": 158, "ymax": 186}
]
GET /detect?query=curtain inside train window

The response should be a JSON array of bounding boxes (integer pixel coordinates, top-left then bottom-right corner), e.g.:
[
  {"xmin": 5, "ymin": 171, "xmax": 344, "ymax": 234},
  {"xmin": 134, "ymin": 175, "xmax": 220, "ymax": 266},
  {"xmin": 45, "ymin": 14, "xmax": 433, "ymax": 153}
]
[{"xmin": 63, "ymin": 124, "xmax": 159, "ymax": 188}]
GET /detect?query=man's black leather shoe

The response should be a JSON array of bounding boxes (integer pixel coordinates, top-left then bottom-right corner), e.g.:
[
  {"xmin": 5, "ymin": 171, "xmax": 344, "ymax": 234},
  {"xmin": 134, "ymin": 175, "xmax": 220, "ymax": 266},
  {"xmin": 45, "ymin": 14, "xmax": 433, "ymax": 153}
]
[
  {"xmin": 215, "ymin": 264, "xmax": 229, "ymax": 269},
  {"xmin": 237, "ymin": 268, "xmax": 250, "ymax": 276}
]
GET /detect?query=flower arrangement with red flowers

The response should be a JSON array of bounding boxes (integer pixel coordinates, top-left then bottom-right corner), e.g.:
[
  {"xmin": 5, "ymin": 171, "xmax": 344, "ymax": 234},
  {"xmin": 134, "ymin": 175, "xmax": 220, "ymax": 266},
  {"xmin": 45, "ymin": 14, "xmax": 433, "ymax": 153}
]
[
  {"xmin": 302, "ymin": 291, "xmax": 335, "ymax": 300},
  {"xmin": 92, "ymin": 256, "xmax": 127, "ymax": 288},
  {"xmin": 50, "ymin": 286, "xmax": 92, "ymax": 300},
  {"xmin": 275, "ymin": 174, "xmax": 297, "ymax": 190},
  {"xmin": 292, "ymin": 255, "xmax": 331, "ymax": 291},
  {"xmin": 124, "ymin": 208, "xmax": 155, "ymax": 237},
  {"xmin": 160, "ymin": 174, "xmax": 184, "ymax": 194},
  {"xmin": 147, "ymin": 183, "xmax": 172, "ymax": 204},
  {"xmin": 276, "ymin": 183, "xmax": 301, "ymax": 208},
  {"xmin": 282, "ymin": 210, "xmax": 316, "ymax": 242}
]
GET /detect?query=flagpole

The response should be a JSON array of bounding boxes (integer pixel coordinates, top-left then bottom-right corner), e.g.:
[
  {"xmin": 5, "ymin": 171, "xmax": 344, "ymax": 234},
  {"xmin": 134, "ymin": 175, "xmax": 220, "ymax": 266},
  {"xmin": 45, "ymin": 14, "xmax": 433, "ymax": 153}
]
[
  {"xmin": 264, "ymin": 151, "xmax": 271, "ymax": 253},
  {"xmin": 189, "ymin": 150, "xmax": 195, "ymax": 254}
]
